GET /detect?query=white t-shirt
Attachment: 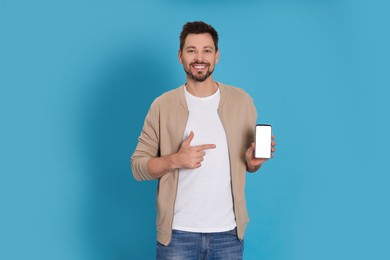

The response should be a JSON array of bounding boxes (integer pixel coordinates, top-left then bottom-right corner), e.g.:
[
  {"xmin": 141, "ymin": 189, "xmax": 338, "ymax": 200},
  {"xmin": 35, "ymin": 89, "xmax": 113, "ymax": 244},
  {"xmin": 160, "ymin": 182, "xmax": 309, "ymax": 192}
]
[{"xmin": 172, "ymin": 87, "xmax": 236, "ymax": 232}]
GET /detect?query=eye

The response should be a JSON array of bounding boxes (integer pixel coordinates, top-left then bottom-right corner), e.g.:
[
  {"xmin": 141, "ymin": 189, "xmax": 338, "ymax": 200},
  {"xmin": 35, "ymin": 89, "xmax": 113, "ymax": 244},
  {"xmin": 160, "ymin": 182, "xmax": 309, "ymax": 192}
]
[
  {"xmin": 187, "ymin": 49, "xmax": 196, "ymax": 53},
  {"xmin": 204, "ymin": 49, "xmax": 212, "ymax": 53}
]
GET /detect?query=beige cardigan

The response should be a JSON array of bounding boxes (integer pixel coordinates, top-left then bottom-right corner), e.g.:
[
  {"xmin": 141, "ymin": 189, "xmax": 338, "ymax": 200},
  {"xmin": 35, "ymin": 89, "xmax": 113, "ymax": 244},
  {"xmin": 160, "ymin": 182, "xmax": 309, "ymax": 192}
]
[{"xmin": 131, "ymin": 82, "xmax": 257, "ymax": 245}]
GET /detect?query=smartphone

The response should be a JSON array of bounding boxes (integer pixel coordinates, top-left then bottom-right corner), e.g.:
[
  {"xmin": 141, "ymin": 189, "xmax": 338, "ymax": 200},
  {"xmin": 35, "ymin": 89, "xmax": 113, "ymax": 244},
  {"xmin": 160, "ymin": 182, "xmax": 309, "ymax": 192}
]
[{"xmin": 255, "ymin": 124, "xmax": 272, "ymax": 159}]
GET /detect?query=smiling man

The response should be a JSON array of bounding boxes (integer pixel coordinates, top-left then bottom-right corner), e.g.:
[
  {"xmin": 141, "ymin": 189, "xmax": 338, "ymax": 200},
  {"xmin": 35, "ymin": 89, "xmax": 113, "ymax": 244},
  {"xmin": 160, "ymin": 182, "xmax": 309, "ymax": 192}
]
[
  {"xmin": 131, "ymin": 21, "xmax": 276, "ymax": 260},
  {"xmin": 180, "ymin": 33, "xmax": 218, "ymax": 84}
]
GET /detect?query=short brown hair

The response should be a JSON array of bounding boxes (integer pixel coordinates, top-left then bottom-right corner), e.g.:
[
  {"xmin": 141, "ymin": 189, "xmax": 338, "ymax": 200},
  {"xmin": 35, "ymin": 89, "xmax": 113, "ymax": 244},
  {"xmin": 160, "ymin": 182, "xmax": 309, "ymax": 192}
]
[{"xmin": 179, "ymin": 21, "xmax": 219, "ymax": 51}]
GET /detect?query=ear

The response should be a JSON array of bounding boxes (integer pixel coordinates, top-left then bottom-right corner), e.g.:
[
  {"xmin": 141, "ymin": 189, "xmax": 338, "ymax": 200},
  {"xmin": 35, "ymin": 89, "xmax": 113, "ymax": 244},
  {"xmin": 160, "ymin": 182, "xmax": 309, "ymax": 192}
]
[
  {"xmin": 178, "ymin": 50, "xmax": 183, "ymax": 64},
  {"xmin": 215, "ymin": 49, "xmax": 220, "ymax": 65}
]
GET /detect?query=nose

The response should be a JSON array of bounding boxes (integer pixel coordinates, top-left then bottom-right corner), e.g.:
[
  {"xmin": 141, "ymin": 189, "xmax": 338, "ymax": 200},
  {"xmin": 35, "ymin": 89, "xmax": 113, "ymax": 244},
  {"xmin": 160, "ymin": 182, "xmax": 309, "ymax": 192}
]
[{"xmin": 194, "ymin": 52, "xmax": 204, "ymax": 62}]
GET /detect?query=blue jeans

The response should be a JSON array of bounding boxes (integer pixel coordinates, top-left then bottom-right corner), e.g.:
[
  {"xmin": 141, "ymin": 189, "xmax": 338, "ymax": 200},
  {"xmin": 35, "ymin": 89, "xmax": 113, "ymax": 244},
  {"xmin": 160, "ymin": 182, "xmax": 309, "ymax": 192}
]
[{"xmin": 156, "ymin": 227, "xmax": 244, "ymax": 260}]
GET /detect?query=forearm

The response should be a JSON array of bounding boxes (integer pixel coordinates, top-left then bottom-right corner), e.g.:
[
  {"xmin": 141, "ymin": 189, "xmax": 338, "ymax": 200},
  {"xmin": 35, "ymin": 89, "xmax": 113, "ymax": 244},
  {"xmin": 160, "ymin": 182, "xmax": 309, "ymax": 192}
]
[{"xmin": 147, "ymin": 154, "xmax": 179, "ymax": 179}]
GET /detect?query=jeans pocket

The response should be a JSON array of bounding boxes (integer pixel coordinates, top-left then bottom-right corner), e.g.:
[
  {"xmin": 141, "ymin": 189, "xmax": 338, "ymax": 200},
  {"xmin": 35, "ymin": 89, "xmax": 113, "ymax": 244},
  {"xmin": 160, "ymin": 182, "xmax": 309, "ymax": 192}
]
[
  {"xmin": 228, "ymin": 227, "xmax": 238, "ymax": 236},
  {"xmin": 227, "ymin": 227, "xmax": 245, "ymax": 244},
  {"xmin": 157, "ymin": 241, "xmax": 166, "ymax": 247}
]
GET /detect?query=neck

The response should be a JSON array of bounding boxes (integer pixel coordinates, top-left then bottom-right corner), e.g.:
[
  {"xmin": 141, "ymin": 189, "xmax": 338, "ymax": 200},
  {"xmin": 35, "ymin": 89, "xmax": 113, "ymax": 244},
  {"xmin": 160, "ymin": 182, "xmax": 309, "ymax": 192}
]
[{"xmin": 185, "ymin": 77, "xmax": 218, "ymax": 97}]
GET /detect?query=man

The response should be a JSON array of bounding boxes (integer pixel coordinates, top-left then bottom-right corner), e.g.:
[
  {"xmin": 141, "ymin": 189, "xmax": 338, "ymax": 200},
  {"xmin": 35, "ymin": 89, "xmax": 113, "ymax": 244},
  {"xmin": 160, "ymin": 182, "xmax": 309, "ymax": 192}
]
[{"xmin": 131, "ymin": 21, "xmax": 276, "ymax": 259}]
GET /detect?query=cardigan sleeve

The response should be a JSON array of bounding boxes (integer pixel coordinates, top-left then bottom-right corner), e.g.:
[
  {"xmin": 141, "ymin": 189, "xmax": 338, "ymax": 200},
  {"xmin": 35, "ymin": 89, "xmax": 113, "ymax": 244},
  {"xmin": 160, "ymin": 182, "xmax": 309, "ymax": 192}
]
[{"xmin": 130, "ymin": 99, "xmax": 160, "ymax": 181}]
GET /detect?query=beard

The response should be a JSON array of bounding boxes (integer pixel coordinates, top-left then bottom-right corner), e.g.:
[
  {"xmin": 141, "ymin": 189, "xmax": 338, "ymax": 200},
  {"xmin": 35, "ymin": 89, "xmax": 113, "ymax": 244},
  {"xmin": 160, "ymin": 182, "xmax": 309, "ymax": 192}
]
[{"xmin": 184, "ymin": 62, "xmax": 214, "ymax": 82}]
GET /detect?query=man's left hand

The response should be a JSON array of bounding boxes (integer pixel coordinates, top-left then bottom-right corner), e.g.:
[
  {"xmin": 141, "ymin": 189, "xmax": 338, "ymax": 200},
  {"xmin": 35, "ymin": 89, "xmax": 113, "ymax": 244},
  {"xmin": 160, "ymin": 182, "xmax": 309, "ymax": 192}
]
[{"xmin": 245, "ymin": 135, "xmax": 276, "ymax": 172}]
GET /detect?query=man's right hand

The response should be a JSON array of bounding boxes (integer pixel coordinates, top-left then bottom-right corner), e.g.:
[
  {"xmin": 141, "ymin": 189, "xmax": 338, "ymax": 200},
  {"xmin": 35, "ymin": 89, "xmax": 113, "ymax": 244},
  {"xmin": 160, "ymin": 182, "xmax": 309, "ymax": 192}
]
[
  {"xmin": 174, "ymin": 131, "xmax": 216, "ymax": 169},
  {"xmin": 146, "ymin": 131, "xmax": 216, "ymax": 179}
]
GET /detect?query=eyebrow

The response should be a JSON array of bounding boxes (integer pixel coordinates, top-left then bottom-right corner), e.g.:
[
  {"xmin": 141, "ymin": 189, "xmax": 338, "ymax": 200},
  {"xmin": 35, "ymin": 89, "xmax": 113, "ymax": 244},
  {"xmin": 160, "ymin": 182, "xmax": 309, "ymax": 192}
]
[{"xmin": 185, "ymin": 45, "xmax": 215, "ymax": 50}]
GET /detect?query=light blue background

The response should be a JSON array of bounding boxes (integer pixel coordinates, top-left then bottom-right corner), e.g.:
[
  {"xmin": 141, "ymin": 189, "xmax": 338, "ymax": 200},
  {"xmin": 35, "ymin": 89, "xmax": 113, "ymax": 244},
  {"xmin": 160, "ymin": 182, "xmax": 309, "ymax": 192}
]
[{"xmin": 1, "ymin": 0, "xmax": 389, "ymax": 259}]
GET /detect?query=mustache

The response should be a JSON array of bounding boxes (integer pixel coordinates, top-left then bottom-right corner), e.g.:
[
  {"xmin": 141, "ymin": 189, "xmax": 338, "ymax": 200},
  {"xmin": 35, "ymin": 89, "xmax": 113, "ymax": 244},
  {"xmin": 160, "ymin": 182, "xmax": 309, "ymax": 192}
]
[{"xmin": 190, "ymin": 62, "xmax": 210, "ymax": 66}]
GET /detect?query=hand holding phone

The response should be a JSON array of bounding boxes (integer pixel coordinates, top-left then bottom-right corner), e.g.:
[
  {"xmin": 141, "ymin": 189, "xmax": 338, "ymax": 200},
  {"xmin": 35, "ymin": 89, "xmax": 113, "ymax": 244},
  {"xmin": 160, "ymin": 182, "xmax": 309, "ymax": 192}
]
[{"xmin": 255, "ymin": 124, "xmax": 272, "ymax": 159}]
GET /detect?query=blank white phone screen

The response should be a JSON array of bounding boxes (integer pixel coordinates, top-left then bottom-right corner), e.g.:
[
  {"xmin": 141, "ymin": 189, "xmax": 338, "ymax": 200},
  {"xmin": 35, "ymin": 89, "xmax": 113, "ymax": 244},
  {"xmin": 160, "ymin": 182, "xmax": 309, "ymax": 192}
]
[{"xmin": 255, "ymin": 125, "xmax": 272, "ymax": 159}]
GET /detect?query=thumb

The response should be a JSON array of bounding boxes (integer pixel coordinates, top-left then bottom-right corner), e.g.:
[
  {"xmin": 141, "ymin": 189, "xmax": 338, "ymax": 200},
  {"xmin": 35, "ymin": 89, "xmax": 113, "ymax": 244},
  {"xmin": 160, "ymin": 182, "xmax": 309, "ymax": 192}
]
[{"xmin": 182, "ymin": 131, "xmax": 194, "ymax": 147}]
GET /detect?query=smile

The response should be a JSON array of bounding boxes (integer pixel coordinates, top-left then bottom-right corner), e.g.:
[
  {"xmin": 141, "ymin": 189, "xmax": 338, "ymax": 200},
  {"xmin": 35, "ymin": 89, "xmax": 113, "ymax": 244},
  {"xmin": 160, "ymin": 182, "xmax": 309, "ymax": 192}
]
[{"xmin": 192, "ymin": 64, "xmax": 208, "ymax": 70}]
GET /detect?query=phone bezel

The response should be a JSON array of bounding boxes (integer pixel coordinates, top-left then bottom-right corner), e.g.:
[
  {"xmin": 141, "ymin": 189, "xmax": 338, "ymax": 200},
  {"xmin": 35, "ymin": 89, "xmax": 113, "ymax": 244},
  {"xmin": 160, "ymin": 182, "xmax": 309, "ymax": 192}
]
[{"xmin": 255, "ymin": 124, "xmax": 272, "ymax": 159}]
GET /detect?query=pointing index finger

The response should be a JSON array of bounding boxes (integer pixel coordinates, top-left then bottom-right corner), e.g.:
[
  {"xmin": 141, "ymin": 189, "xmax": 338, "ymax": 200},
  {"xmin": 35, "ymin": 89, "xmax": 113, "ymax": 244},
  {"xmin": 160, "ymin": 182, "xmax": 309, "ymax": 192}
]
[{"xmin": 195, "ymin": 144, "xmax": 216, "ymax": 151}]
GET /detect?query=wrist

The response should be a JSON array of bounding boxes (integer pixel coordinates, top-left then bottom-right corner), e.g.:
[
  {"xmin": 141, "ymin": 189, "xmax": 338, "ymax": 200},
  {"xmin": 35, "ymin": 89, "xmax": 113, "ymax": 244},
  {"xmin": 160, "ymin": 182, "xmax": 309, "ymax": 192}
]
[
  {"xmin": 247, "ymin": 161, "xmax": 262, "ymax": 172},
  {"xmin": 168, "ymin": 153, "xmax": 179, "ymax": 170}
]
